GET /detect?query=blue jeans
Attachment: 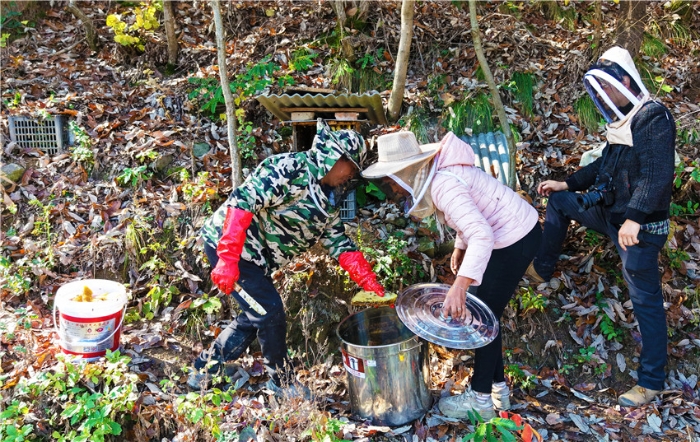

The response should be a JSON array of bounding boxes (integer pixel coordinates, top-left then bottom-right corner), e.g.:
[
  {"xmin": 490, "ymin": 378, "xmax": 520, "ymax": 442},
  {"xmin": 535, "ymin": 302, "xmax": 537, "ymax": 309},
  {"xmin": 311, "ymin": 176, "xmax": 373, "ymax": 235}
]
[
  {"xmin": 532, "ymin": 191, "xmax": 668, "ymax": 390},
  {"xmin": 195, "ymin": 243, "xmax": 289, "ymax": 384}
]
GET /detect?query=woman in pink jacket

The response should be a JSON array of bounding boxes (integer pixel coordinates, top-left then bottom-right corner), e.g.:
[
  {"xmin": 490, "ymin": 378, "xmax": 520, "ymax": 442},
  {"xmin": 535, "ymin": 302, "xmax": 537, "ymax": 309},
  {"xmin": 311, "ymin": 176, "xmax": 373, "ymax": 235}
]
[{"xmin": 363, "ymin": 131, "xmax": 541, "ymax": 420}]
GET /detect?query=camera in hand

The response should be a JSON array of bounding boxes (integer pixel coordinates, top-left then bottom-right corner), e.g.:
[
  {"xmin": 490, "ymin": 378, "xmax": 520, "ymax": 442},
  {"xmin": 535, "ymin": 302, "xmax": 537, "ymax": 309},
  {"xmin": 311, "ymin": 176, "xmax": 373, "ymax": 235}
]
[{"xmin": 577, "ymin": 174, "xmax": 614, "ymax": 212}]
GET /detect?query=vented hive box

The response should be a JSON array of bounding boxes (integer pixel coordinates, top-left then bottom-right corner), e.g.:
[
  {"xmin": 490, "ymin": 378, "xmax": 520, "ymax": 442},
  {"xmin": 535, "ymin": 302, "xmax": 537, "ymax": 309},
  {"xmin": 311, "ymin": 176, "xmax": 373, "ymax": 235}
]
[
  {"xmin": 9, "ymin": 115, "xmax": 69, "ymax": 155},
  {"xmin": 340, "ymin": 190, "xmax": 357, "ymax": 222}
]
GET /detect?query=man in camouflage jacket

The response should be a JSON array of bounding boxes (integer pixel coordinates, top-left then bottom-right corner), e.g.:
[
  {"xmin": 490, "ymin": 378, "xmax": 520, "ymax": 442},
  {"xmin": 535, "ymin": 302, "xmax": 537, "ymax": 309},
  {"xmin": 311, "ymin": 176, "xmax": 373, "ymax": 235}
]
[{"xmin": 190, "ymin": 120, "xmax": 384, "ymax": 393}]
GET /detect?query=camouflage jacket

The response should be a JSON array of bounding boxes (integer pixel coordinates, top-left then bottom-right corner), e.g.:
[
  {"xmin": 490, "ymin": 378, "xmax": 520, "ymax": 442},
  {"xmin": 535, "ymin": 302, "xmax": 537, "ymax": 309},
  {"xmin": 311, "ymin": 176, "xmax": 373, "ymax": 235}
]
[{"xmin": 200, "ymin": 121, "xmax": 364, "ymax": 275}]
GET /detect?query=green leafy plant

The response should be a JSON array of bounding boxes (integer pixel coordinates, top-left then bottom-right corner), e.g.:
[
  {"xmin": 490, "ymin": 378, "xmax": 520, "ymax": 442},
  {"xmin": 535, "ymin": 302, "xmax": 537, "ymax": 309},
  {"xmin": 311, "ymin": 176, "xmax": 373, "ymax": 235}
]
[
  {"xmin": 575, "ymin": 346, "xmax": 596, "ymax": 364},
  {"xmin": 465, "ymin": 416, "xmax": 521, "ymax": 442},
  {"xmin": 355, "ymin": 181, "xmax": 386, "ymax": 207},
  {"xmin": 116, "ymin": 165, "xmax": 152, "ymax": 187},
  {"xmin": 2, "ymin": 90, "xmax": 22, "ymax": 109},
  {"xmin": 584, "ymin": 229, "xmax": 603, "ymax": 247},
  {"xmin": 329, "ymin": 58, "xmax": 355, "ymax": 89},
  {"xmin": 300, "ymin": 414, "xmax": 344, "ymax": 441},
  {"xmin": 359, "ymin": 233, "xmax": 425, "ymax": 293},
  {"xmin": 106, "ymin": 0, "xmax": 162, "ymax": 51},
  {"xmin": 68, "ymin": 121, "xmax": 94, "ymax": 170},
  {"xmin": 665, "ymin": 247, "xmax": 690, "ymax": 270},
  {"xmin": 289, "ymin": 48, "xmax": 315, "ymax": 72},
  {"xmin": 356, "ymin": 47, "xmax": 384, "ymax": 70},
  {"xmin": 11, "ymin": 351, "xmax": 138, "ymax": 442},
  {"xmin": 673, "ymin": 159, "xmax": 700, "ymax": 188},
  {"xmin": 677, "ymin": 128, "xmax": 699, "ymax": 148},
  {"xmin": 175, "ymin": 387, "xmax": 233, "ymax": 437},
  {"xmin": 28, "ymin": 197, "xmax": 57, "ymax": 266},
  {"xmin": 670, "ymin": 200, "xmax": 699, "ymax": 217},
  {"xmin": 0, "ymin": 3, "xmax": 33, "ymax": 48},
  {"xmin": 0, "ymin": 256, "xmax": 31, "ymax": 297},
  {"xmin": 560, "ymin": 363, "xmax": 575, "ymax": 375},
  {"xmin": 0, "ymin": 400, "xmax": 33, "ymax": 442},
  {"xmin": 599, "ymin": 314, "xmax": 622, "ymax": 342},
  {"xmin": 505, "ymin": 364, "xmax": 536, "ymax": 391},
  {"xmin": 190, "ymin": 292, "xmax": 222, "ymax": 315},
  {"xmin": 188, "ymin": 56, "xmax": 294, "ymax": 118},
  {"xmin": 181, "ymin": 171, "xmax": 218, "ymax": 204},
  {"xmin": 513, "ymin": 286, "xmax": 548, "ymax": 315},
  {"xmin": 237, "ymin": 121, "xmax": 257, "ymax": 160},
  {"xmin": 648, "ymin": 2, "xmax": 694, "ymax": 48}
]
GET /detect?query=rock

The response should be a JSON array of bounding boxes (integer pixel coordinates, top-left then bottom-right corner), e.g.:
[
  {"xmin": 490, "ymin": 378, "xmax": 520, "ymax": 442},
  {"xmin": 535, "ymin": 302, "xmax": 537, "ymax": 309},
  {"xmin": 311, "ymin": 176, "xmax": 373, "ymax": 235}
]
[
  {"xmin": 437, "ymin": 239, "xmax": 455, "ymax": 257},
  {"xmin": 151, "ymin": 153, "xmax": 174, "ymax": 173},
  {"xmin": 417, "ymin": 237, "xmax": 436, "ymax": 258},
  {"xmin": 1, "ymin": 163, "xmax": 25, "ymax": 187},
  {"xmin": 385, "ymin": 214, "xmax": 407, "ymax": 228},
  {"xmin": 193, "ymin": 142, "xmax": 211, "ymax": 158}
]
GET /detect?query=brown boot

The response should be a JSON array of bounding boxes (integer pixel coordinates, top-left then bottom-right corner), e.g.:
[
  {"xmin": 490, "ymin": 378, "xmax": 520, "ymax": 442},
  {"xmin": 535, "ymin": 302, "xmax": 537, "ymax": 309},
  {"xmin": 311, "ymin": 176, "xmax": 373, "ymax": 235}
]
[
  {"xmin": 525, "ymin": 262, "xmax": 545, "ymax": 284},
  {"xmin": 618, "ymin": 385, "xmax": 660, "ymax": 407}
]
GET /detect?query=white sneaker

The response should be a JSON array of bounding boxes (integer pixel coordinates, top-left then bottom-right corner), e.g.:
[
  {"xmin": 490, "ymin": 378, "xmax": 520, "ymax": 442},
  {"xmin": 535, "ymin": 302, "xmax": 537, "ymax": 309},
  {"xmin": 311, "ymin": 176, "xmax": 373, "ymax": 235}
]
[
  {"xmin": 492, "ymin": 382, "xmax": 511, "ymax": 410},
  {"xmin": 438, "ymin": 389, "xmax": 496, "ymax": 421}
]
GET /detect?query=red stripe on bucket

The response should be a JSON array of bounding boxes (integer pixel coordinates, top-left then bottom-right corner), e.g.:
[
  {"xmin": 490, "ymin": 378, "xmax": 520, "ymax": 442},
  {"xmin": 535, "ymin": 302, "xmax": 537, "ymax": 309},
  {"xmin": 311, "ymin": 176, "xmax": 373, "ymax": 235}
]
[{"xmin": 57, "ymin": 309, "xmax": 123, "ymax": 359}]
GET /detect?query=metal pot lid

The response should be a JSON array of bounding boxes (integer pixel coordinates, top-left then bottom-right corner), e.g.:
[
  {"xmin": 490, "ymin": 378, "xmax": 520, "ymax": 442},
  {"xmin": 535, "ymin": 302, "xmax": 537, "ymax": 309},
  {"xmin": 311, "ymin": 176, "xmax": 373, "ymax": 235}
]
[{"xmin": 395, "ymin": 283, "xmax": 499, "ymax": 350}]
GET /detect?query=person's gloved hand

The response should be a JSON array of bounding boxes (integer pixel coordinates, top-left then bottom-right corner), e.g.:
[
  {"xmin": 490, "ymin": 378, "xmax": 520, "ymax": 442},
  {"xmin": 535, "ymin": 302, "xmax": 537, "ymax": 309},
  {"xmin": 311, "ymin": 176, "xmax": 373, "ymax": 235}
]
[
  {"xmin": 211, "ymin": 207, "xmax": 253, "ymax": 294},
  {"xmin": 339, "ymin": 251, "xmax": 385, "ymax": 297}
]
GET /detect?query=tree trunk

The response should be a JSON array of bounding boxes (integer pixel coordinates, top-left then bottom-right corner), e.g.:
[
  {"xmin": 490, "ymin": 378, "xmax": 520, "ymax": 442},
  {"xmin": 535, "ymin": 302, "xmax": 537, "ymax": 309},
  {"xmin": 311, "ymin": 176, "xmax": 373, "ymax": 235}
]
[
  {"xmin": 387, "ymin": 0, "xmax": 415, "ymax": 123},
  {"xmin": 329, "ymin": 0, "xmax": 370, "ymax": 30},
  {"xmin": 162, "ymin": 0, "xmax": 178, "ymax": 68},
  {"xmin": 211, "ymin": 0, "xmax": 241, "ymax": 187},
  {"xmin": 614, "ymin": 0, "xmax": 646, "ymax": 58},
  {"xmin": 468, "ymin": 0, "xmax": 517, "ymax": 190},
  {"xmin": 67, "ymin": 0, "xmax": 98, "ymax": 51},
  {"xmin": 591, "ymin": 0, "xmax": 603, "ymax": 61}
]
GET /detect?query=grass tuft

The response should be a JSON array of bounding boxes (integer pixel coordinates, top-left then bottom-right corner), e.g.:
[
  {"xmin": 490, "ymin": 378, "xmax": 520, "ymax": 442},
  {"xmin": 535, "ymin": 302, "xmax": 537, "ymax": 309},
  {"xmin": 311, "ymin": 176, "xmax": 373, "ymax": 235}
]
[
  {"xmin": 574, "ymin": 95, "xmax": 601, "ymax": 133},
  {"xmin": 443, "ymin": 92, "xmax": 494, "ymax": 136},
  {"xmin": 641, "ymin": 33, "xmax": 667, "ymax": 59},
  {"xmin": 406, "ymin": 106, "xmax": 431, "ymax": 144},
  {"xmin": 511, "ymin": 71, "xmax": 535, "ymax": 117}
]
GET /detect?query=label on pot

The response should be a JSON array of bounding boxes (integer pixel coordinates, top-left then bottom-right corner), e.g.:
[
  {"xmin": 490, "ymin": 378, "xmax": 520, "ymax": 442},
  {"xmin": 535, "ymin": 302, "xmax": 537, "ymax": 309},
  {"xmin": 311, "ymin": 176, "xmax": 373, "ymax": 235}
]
[{"xmin": 341, "ymin": 349, "xmax": 369, "ymax": 378}]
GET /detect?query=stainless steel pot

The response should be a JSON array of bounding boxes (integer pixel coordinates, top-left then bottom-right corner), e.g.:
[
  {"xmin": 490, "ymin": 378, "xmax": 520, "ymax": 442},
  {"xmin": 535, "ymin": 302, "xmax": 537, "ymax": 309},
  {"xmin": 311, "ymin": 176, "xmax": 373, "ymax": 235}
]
[{"xmin": 337, "ymin": 306, "xmax": 432, "ymax": 426}]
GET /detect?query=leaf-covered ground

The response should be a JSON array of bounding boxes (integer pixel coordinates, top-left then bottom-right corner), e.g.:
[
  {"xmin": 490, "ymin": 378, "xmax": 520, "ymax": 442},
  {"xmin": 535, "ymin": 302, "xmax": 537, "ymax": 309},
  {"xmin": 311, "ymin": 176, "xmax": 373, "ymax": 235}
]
[{"xmin": 1, "ymin": 1, "xmax": 699, "ymax": 441}]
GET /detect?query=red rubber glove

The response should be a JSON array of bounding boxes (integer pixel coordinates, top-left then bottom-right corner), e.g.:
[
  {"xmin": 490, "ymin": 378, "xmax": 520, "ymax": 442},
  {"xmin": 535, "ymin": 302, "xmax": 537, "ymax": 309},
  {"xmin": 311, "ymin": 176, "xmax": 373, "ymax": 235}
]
[
  {"xmin": 339, "ymin": 251, "xmax": 385, "ymax": 297},
  {"xmin": 211, "ymin": 207, "xmax": 253, "ymax": 294}
]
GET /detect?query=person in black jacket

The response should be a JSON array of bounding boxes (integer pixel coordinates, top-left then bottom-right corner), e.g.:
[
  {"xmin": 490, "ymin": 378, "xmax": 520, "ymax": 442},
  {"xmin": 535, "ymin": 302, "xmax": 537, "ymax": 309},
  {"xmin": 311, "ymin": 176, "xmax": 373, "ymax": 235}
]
[{"xmin": 526, "ymin": 47, "xmax": 676, "ymax": 407}]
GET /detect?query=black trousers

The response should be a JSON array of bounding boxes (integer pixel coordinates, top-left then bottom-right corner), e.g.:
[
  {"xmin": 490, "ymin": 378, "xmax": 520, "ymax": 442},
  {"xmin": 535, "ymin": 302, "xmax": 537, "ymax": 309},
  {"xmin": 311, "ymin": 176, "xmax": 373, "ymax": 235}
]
[
  {"xmin": 195, "ymin": 243, "xmax": 289, "ymax": 384},
  {"xmin": 469, "ymin": 223, "xmax": 541, "ymax": 394}
]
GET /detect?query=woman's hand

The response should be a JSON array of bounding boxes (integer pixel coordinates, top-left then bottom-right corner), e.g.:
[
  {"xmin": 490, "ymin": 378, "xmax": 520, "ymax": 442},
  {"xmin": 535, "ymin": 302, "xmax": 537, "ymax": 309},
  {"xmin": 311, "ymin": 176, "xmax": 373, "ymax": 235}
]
[
  {"xmin": 537, "ymin": 180, "xmax": 568, "ymax": 196},
  {"xmin": 451, "ymin": 248, "xmax": 465, "ymax": 275},
  {"xmin": 442, "ymin": 276, "xmax": 473, "ymax": 322}
]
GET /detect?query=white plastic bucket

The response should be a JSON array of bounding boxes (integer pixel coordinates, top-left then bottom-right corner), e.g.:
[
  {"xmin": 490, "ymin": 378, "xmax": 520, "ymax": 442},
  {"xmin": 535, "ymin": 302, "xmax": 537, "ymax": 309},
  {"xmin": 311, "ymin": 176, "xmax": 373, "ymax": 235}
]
[{"xmin": 53, "ymin": 279, "xmax": 127, "ymax": 360}]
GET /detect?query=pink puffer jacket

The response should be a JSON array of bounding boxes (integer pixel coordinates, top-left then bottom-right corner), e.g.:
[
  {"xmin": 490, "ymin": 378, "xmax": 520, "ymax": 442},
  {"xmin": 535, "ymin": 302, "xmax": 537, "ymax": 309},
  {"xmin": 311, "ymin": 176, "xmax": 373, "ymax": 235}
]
[{"xmin": 431, "ymin": 132, "xmax": 539, "ymax": 285}]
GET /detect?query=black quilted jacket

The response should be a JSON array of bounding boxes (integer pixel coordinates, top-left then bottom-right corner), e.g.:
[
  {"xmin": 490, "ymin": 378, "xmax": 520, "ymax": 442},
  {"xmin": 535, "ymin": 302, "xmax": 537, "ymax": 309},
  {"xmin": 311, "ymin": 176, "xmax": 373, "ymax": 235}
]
[{"xmin": 565, "ymin": 101, "xmax": 676, "ymax": 226}]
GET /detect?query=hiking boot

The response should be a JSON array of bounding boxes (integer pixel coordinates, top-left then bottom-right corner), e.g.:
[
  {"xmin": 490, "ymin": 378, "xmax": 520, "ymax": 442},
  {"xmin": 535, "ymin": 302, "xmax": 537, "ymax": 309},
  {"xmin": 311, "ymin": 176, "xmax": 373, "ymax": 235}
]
[
  {"xmin": 187, "ymin": 369, "xmax": 212, "ymax": 390},
  {"xmin": 438, "ymin": 389, "xmax": 496, "ymax": 421},
  {"xmin": 492, "ymin": 382, "xmax": 511, "ymax": 410},
  {"xmin": 263, "ymin": 378, "xmax": 311, "ymax": 401},
  {"xmin": 618, "ymin": 385, "xmax": 660, "ymax": 407},
  {"xmin": 525, "ymin": 262, "xmax": 545, "ymax": 284}
]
